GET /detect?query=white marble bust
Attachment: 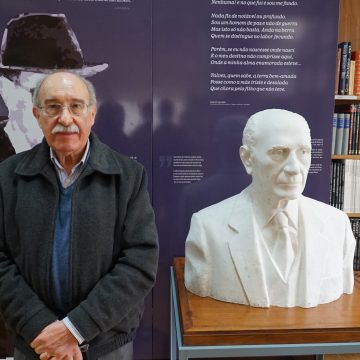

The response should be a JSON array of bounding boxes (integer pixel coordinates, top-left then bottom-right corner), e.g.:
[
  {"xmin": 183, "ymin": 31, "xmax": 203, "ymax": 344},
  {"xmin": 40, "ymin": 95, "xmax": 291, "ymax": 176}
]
[{"xmin": 185, "ymin": 108, "xmax": 355, "ymax": 308}]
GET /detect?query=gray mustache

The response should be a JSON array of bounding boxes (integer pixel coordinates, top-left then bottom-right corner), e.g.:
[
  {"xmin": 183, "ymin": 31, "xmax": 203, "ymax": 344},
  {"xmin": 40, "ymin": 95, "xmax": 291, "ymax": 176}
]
[{"xmin": 51, "ymin": 124, "xmax": 80, "ymax": 134}]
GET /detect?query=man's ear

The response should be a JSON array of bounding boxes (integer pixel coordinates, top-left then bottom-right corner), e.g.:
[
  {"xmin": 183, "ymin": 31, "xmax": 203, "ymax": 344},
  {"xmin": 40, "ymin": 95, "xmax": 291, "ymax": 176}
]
[
  {"xmin": 32, "ymin": 107, "xmax": 42, "ymax": 128},
  {"xmin": 32, "ymin": 106, "xmax": 39, "ymax": 118},
  {"xmin": 239, "ymin": 145, "xmax": 253, "ymax": 175},
  {"xmin": 89, "ymin": 105, "xmax": 97, "ymax": 126}
]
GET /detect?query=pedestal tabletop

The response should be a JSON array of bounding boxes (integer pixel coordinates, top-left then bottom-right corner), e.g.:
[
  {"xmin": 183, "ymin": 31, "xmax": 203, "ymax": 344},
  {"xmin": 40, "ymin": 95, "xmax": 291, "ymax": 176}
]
[{"xmin": 173, "ymin": 257, "xmax": 360, "ymax": 346}]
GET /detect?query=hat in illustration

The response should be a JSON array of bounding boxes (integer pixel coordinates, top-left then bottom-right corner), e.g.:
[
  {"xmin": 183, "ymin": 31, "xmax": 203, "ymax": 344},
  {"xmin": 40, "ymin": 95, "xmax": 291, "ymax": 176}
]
[
  {"xmin": 0, "ymin": 13, "xmax": 108, "ymax": 77},
  {"xmin": 0, "ymin": 94, "xmax": 8, "ymax": 122}
]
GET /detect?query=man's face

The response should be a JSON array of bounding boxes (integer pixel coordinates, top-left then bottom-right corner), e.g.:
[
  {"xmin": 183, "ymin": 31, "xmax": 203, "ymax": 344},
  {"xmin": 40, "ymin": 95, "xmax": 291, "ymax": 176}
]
[
  {"xmin": 33, "ymin": 72, "xmax": 96, "ymax": 159},
  {"xmin": 248, "ymin": 114, "xmax": 311, "ymax": 202}
]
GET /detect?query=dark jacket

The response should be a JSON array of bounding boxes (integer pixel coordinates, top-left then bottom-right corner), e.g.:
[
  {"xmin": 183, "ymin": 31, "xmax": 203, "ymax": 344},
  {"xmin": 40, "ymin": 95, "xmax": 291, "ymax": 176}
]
[{"xmin": 0, "ymin": 133, "xmax": 159, "ymax": 359}]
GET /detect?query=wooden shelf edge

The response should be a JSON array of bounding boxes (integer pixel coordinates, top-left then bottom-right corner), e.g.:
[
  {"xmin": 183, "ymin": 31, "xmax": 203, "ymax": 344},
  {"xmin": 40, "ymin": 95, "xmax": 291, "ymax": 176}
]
[
  {"xmin": 335, "ymin": 95, "xmax": 360, "ymax": 100},
  {"xmin": 332, "ymin": 155, "xmax": 360, "ymax": 159},
  {"xmin": 347, "ymin": 213, "xmax": 360, "ymax": 218}
]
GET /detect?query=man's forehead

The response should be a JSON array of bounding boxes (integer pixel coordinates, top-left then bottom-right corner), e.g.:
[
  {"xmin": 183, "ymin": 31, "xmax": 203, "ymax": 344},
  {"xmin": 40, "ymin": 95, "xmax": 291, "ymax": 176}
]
[
  {"xmin": 267, "ymin": 141, "xmax": 311, "ymax": 149},
  {"xmin": 256, "ymin": 115, "xmax": 309, "ymax": 138},
  {"xmin": 39, "ymin": 73, "xmax": 89, "ymax": 100},
  {"xmin": 42, "ymin": 73, "xmax": 85, "ymax": 89},
  {"xmin": 256, "ymin": 122, "xmax": 311, "ymax": 147}
]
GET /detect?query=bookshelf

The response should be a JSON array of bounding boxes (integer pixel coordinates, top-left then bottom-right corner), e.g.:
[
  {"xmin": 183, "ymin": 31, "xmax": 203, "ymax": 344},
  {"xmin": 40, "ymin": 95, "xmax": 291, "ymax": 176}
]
[{"xmin": 332, "ymin": 1, "xmax": 360, "ymax": 274}]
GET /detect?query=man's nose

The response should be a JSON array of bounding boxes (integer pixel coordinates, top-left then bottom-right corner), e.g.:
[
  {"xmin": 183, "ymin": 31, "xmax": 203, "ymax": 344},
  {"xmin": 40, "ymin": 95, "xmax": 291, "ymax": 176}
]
[
  {"xmin": 57, "ymin": 107, "xmax": 73, "ymax": 125},
  {"xmin": 283, "ymin": 152, "xmax": 301, "ymax": 174}
]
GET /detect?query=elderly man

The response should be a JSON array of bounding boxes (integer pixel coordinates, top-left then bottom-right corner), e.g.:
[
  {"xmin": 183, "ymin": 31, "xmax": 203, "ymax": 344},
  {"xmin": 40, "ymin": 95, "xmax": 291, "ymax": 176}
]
[
  {"xmin": 0, "ymin": 71, "xmax": 158, "ymax": 360},
  {"xmin": 185, "ymin": 108, "xmax": 355, "ymax": 308}
]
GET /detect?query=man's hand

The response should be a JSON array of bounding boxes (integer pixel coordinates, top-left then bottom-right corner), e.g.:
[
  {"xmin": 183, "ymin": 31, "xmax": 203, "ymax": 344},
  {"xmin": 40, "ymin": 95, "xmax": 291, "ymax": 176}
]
[{"xmin": 30, "ymin": 320, "xmax": 82, "ymax": 360}]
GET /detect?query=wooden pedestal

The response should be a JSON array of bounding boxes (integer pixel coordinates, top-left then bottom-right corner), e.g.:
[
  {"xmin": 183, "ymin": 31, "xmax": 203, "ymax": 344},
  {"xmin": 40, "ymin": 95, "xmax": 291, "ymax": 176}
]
[{"xmin": 173, "ymin": 257, "xmax": 360, "ymax": 347}]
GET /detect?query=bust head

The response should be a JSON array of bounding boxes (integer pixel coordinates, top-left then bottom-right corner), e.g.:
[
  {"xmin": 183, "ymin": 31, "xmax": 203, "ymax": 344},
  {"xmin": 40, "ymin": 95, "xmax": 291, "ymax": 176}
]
[{"xmin": 240, "ymin": 109, "xmax": 312, "ymax": 205}]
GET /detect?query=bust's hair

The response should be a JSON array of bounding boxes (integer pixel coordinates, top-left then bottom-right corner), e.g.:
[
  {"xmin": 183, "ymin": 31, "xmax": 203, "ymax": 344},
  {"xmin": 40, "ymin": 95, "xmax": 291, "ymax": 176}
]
[
  {"xmin": 32, "ymin": 71, "xmax": 97, "ymax": 107},
  {"xmin": 242, "ymin": 108, "xmax": 311, "ymax": 150}
]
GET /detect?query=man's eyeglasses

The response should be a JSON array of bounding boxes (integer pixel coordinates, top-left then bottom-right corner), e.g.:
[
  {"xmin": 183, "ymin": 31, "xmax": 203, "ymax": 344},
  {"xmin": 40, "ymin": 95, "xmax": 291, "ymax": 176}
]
[{"xmin": 38, "ymin": 102, "xmax": 91, "ymax": 117}]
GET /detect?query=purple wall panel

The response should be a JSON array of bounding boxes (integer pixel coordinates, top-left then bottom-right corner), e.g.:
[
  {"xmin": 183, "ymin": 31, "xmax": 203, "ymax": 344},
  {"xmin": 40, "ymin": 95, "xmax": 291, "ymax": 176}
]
[{"xmin": 152, "ymin": 0, "xmax": 339, "ymax": 357}]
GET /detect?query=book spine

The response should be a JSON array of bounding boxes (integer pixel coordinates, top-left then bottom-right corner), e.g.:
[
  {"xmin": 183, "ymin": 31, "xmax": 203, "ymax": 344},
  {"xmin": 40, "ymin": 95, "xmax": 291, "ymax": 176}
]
[
  {"xmin": 339, "ymin": 160, "xmax": 345, "ymax": 210},
  {"xmin": 345, "ymin": 42, "xmax": 352, "ymax": 94},
  {"xmin": 354, "ymin": 160, "xmax": 358, "ymax": 213},
  {"xmin": 332, "ymin": 113, "xmax": 337, "ymax": 155},
  {"xmin": 357, "ymin": 106, "xmax": 360, "ymax": 155},
  {"xmin": 343, "ymin": 160, "xmax": 350, "ymax": 212},
  {"xmin": 342, "ymin": 113, "xmax": 350, "ymax": 154},
  {"xmin": 339, "ymin": 42, "xmax": 349, "ymax": 95},
  {"xmin": 348, "ymin": 105, "xmax": 355, "ymax": 154},
  {"xmin": 329, "ymin": 161, "xmax": 333, "ymax": 205},
  {"xmin": 353, "ymin": 50, "xmax": 360, "ymax": 95},
  {"xmin": 335, "ymin": 47, "xmax": 341, "ymax": 95},
  {"xmin": 334, "ymin": 161, "xmax": 340, "ymax": 208},
  {"xmin": 335, "ymin": 113, "xmax": 345, "ymax": 155},
  {"xmin": 349, "ymin": 60, "xmax": 356, "ymax": 95},
  {"xmin": 355, "ymin": 219, "xmax": 358, "ymax": 271},
  {"xmin": 352, "ymin": 106, "xmax": 359, "ymax": 155},
  {"xmin": 350, "ymin": 219, "xmax": 358, "ymax": 270},
  {"xmin": 357, "ymin": 219, "xmax": 360, "ymax": 270},
  {"xmin": 356, "ymin": 161, "xmax": 359, "ymax": 212},
  {"xmin": 330, "ymin": 161, "xmax": 335, "ymax": 206}
]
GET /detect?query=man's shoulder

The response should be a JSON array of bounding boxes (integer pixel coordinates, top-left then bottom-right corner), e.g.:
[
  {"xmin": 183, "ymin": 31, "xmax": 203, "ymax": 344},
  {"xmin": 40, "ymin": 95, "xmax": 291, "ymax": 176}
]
[
  {"xmin": 195, "ymin": 190, "xmax": 247, "ymax": 220},
  {"xmin": 0, "ymin": 146, "xmax": 40, "ymax": 176},
  {"xmin": 300, "ymin": 195, "xmax": 348, "ymax": 220}
]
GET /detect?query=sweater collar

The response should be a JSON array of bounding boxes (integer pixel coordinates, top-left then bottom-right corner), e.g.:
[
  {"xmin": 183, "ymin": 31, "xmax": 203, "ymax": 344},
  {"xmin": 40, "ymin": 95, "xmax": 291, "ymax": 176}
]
[{"xmin": 15, "ymin": 132, "xmax": 124, "ymax": 177}]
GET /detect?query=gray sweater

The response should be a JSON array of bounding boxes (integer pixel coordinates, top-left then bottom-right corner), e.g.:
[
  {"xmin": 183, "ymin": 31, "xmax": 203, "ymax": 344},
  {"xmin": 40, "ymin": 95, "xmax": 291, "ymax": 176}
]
[{"xmin": 0, "ymin": 133, "xmax": 159, "ymax": 359}]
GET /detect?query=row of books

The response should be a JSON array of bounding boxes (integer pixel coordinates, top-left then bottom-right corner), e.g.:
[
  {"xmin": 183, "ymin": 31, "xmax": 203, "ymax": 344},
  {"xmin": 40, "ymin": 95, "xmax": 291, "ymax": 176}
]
[
  {"xmin": 330, "ymin": 160, "xmax": 360, "ymax": 213},
  {"xmin": 349, "ymin": 218, "xmax": 360, "ymax": 271},
  {"xmin": 332, "ymin": 104, "xmax": 360, "ymax": 155},
  {"xmin": 335, "ymin": 42, "xmax": 360, "ymax": 96}
]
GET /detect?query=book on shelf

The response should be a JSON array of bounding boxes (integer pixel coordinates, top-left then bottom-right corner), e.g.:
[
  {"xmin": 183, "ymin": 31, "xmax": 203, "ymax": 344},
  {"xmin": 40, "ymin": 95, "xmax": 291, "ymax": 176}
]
[
  {"xmin": 349, "ymin": 60, "xmax": 356, "ymax": 95},
  {"xmin": 342, "ymin": 113, "xmax": 350, "ymax": 154},
  {"xmin": 334, "ymin": 43, "xmax": 360, "ymax": 96},
  {"xmin": 330, "ymin": 160, "xmax": 344, "ymax": 209},
  {"xmin": 332, "ymin": 113, "xmax": 337, "ymax": 154},
  {"xmin": 335, "ymin": 46, "xmax": 341, "ymax": 95},
  {"xmin": 329, "ymin": 159, "xmax": 360, "ymax": 213},
  {"xmin": 349, "ymin": 218, "xmax": 360, "ymax": 271},
  {"xmin": 338, "ymin": 42, "xmax": 350, "ymax": 95},
  {"xmin": 348, "ymin": 104, "xmax": 356, "ymax": 154},
  {"xmin": 334, "ymin": 113, "xmax": 344, "ymax": 155},
  {"xmin": 352, "ymin": 50, "xmax": 360, "ymax": 96},
  {"xmin": 353, "ymin": 105, "xmax": 360, "ymax": 155},
  {"xmin": 339, "ymin": 160, "xmax": 344, "ymax": 210},
  {"xmin": 332, "ymin": 104, "xmax": 360, "ymax": 155},
  {"xmin": 345, "ymin": 42, "xmax": 352, "ymax": 95}
]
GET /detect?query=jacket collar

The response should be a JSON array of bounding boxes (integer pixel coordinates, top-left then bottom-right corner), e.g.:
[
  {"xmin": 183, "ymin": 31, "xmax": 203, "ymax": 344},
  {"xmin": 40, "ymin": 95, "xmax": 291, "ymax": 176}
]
[{"xmin": 14, "ymin": 132, "xmax": 124, "ymax": 177}]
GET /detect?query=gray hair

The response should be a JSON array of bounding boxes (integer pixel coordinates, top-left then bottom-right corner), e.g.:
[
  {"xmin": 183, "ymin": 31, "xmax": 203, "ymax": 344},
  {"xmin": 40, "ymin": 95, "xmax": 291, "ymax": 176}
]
[
  {"xmin": 32, "ymin": 71, "xmax": 97, "ymax": 107},
  {"xmin": 242, "ymin": 108, "xmax": 311, "ymax": 150}
]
